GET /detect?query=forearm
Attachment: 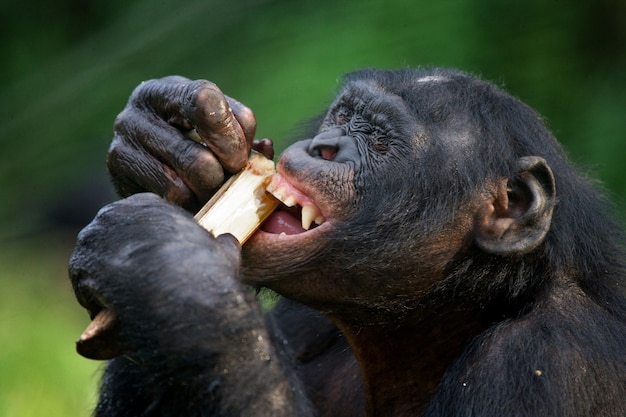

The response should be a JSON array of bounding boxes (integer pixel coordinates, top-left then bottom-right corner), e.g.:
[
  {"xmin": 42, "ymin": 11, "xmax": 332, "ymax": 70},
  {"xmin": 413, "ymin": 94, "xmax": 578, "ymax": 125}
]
[{"xmin": 95, "ymin": 324, "xmax": 312, "ymax": 417}]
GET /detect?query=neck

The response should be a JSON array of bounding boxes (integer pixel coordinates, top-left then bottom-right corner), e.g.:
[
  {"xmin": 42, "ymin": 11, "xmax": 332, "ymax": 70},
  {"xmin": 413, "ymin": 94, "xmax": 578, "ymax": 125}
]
[{"xmin": 335, "ymin": 306, "xmax": 488, "ymax": 417}]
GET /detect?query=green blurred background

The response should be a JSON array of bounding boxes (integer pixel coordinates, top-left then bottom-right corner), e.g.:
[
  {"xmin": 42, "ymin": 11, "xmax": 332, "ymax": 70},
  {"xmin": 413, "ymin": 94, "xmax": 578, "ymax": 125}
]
[{"xmin": 0, "ymin": 0, "xmax": 624, "ymax": 415}]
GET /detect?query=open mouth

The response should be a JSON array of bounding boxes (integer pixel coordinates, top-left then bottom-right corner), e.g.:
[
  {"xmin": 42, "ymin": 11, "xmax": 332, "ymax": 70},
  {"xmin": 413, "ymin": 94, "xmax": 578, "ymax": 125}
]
[
  {"xmin": 73, "ymin": 284, "xmax": 122, "ymax": 360},
  {"xmin": 262, "ymin": 174, "xmax": 327, "ymax": 235}
]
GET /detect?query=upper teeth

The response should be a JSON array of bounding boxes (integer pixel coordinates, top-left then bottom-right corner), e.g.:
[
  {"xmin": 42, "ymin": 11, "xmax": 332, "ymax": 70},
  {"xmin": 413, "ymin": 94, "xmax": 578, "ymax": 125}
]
[{"xmin": 266, "ymin": 175, "xmax": 327, "ymax": 231}]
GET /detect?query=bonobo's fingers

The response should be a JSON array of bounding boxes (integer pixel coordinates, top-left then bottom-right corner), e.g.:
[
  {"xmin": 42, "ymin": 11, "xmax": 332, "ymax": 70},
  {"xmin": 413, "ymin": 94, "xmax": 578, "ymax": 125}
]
[
  {"xmin": 148, "ymin": 77, "xmax": 253, "ymax": 173},
  {"xmin": 252, "ymin": 138, "xmax": 275, "ymax": 160},
  {"xmin": 109, "ymin": 111, "xmax": 223, "ymax": 210},
  {"xmin": 107, "ymin": 128, "xmax": 205, "ymax": 210},
  {"xmin": 69, "ymin": 193, "xmax": 245, "ymax": 361},
  {"xmin": 227, "ymin": 96, "xmax": 257, "ymax": 147},
  {"xmin": 108, "ymin": 76, "xmax": 257, "ymax": 209}
]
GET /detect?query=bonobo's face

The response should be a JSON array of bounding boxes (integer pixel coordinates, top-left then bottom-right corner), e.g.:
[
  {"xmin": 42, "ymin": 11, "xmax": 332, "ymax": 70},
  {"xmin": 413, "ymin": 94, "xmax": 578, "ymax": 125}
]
[{"xmin": 243, "ymin": 71, "xmax": 478, "ymax": 314}]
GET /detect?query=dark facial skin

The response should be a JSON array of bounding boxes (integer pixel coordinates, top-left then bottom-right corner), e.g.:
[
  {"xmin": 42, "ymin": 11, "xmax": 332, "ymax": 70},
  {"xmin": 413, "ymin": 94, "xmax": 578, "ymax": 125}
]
[
  {"xmin": 244, "ymin": 74, "xmax": 482, "ymax": 319},
  {"xmin": 244, "ymin": 81, "xmax": 431, "ymax": 308}
]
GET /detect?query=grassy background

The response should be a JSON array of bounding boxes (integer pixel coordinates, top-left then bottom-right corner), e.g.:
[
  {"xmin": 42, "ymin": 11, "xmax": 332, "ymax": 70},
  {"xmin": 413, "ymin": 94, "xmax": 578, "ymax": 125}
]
[
  {"xmin": 0, "ymin": 0, "xmax": 624, "ymax": 415},
  {"xmin": 0, "ymin": 235, "xmax": 99, "ymax": 416}
]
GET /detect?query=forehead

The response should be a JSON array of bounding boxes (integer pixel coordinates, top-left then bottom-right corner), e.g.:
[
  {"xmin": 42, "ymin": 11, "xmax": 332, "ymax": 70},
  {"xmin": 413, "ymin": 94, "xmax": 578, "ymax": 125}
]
[
  {"xmin": 333, "ymin": 73, "xmax": 467, "ymax": 122},
  {"xmin": 328, "ymin": 80, "xmax": 418, "ymax": 136},
  {"xmin": 332, "ymin": 76, "xmax": 477, "ymax": 150},
  {"xmin": 333, "ymin": 79, "xmax": 407, "ymax": 113}
]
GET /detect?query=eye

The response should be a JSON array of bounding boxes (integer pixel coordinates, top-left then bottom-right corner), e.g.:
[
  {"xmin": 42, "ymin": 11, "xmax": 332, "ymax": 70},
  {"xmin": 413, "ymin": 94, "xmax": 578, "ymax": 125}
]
[
  {"xmin": 373, "ymin": 141, "xmax": 389, "ymax": 153},
  {"xmin": 372, "ymin": 127, "xmax": 390, "ymax": 154}
]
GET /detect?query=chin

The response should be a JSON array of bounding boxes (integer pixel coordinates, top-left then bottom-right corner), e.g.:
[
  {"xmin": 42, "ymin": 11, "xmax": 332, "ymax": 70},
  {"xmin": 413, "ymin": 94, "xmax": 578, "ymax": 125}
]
[{"xmin": 241, "ymin": 217, "xmax": 333, "ymax": 285}]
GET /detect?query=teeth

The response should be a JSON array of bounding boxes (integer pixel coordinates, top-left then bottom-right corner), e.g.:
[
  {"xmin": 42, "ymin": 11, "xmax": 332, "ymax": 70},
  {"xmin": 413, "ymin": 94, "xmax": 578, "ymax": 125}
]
[
  {"xmin": 301, "ymin": 205, "xmax": 316, "ymax": 230},
  {"xmin": 265, "ymin": 176, "xmax": 281, "ymax": 196},
  {"xmin": 266, "ymin": 174, "xmax": 327, "ymax": 230},
  {"xmin": 282, "ymin": 195, "xmax": 298, "ymax": 207},
  {"xmin": 267, "ymin": 186, "xmax": 298, "ymax": 207},
  {"xmin": 301, "ymin": 205, "xmax": 327, "ymax": 230},
  {"xmin": 268, "ymin": 185, "xmax": 285, "ymax": 201}
]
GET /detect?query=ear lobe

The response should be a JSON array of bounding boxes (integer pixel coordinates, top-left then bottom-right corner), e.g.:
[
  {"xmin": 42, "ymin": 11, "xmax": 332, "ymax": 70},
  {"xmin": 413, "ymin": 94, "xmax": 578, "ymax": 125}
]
[{"xmin": 475, "ymin": 156, "xmax": 556, "ymax": 255}]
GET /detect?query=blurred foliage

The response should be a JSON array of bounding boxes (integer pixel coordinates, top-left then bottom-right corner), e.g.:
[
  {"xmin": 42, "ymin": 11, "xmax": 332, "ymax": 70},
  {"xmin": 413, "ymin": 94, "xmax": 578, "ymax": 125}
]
[
  {"xmin": 0, "ymin": 236, "xmax": 99, "ymax": 416},
  {"xmin": 1, "ymin": 0, "xmax": 625, "ymax": 239},
  {"xmin": 0, "ymin": 0, "xmax": 624, "ymax": 415}
]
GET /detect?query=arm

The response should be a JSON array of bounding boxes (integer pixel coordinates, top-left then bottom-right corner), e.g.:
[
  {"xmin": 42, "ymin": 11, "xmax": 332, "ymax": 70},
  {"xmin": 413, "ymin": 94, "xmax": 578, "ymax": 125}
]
[{"xmin": 69, "ymin": 193, "xmax": 313, "ymax": 416}]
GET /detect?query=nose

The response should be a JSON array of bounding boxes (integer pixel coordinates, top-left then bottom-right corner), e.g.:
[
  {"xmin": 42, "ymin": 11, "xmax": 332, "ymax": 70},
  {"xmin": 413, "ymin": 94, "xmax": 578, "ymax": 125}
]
[{"xmin": 308, "ymin": 128, "xmax": 359, "ymax": 163}]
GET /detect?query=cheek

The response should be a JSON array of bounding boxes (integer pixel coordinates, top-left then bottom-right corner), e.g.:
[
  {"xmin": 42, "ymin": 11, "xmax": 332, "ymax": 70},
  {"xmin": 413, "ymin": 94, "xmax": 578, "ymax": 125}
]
[
  {"xmin": 412, "ymin": 208, "xmax": 476, "ymax": 286},
  {"xmin": 239, "ymin": 232, "xmax": 331, "ymax": 289},
  {"xmin": 315, "ymin": 169, "xmax": 357, "ymax": 218},
  {"xmin": 422, "ymin": 225, "xmax": 472, "ymax": 274}
]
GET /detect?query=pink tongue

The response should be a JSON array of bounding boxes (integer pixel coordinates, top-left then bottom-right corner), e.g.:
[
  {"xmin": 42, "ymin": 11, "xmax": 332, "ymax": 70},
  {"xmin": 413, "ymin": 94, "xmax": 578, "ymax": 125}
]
[{"xmin": 261, "ymin": 210, "xmax": 305, "ymax": 235}]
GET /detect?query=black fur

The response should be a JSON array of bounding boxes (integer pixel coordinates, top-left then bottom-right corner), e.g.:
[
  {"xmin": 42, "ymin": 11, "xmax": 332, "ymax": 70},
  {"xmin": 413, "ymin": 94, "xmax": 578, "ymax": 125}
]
[
  {"xmin": 70, "ymin": 194, "xmax": 314, "ymax": 416},
  {"xmin": 70, "ymin": 68, "xmax": 626, "ymax": 417}
]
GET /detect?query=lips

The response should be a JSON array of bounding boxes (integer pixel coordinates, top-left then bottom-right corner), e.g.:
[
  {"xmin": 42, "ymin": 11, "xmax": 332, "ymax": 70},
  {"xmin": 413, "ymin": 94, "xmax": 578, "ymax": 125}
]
[{"xmin": 263, "ymin": 174, "xmax": 327, "ymax": 234}]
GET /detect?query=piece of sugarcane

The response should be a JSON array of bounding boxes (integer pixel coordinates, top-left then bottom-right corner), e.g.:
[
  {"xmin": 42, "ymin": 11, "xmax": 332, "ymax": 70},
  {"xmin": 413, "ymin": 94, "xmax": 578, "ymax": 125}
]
[
  {"xmin": 77, "ymin": 142, "xmax": 280, "ymax": 360},
  {"xmin": 77, "ymin": 150, "xmax": 279, "ymax": 359},
  {"xmin": 194, "ymin": 150, "xmax": 280, "ymax": 244}
]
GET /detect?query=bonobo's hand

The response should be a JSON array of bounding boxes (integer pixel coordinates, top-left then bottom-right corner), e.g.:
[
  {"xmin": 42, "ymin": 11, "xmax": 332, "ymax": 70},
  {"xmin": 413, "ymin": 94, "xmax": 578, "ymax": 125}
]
[
  {"xmin": 68, "ymin": 193, "xmax": 264, "ymax": 365},
  {"xmin": 108, "ymin": 76, "xmax": 274, "ymax": 211},
  {"xmin": 69, "ymin": 194, "xmax": 308, "ymax": 416}
]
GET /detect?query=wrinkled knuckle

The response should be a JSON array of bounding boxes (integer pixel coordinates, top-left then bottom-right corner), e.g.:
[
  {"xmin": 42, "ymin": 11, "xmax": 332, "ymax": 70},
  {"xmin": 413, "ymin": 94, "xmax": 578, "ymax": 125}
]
[
  {"xmin": 182, "ymin": 148, "xmax": 225, "ymax": 190},
  {"xmin": 130, "ymin": 78, "xmax": 181, "ymax": 113},
  {"xmin": 187, "ymin": 79, "xmax": 219, "ymax": 100},
  {"xmin": 106, "ymin": 147, "xmax": 120, "ymax": 173},
  {"xmin": 106, "ymin": 135, "xmax": 128, "ymax": 172},
  {"xmin": 185, "ymin": 80, "xmax": 228, "ymax": 121},
  {"xmin": 128, "ymin": 79, "xmax": 158, "ymax": 106},
  {"xmin": 198, "ymin": 161, "xmax": 225, "ymax": 190},
  {"xmin": 106, "ymin": 146, "xmax": 140, "ymax": 198},
  {"xmin": 232, "ymin": 101, "xmax": 256, "ymax": 125},
  {"xmin": 113, "ymin": 109, "xmax": 127, "ymax": 129},
  {"xmin": 175, "ymin": 140, "xmax": 198, "ymax": 168},
  {"xmin": 113, "ymin": 108, "xmax": 134, "ymax": 135}
]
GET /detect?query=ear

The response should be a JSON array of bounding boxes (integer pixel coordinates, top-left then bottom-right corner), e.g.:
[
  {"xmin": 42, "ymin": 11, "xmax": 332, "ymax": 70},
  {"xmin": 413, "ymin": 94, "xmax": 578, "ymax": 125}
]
[{"xmin": 474, "ymin": 156, "xmax": 556, "ymax": 255}]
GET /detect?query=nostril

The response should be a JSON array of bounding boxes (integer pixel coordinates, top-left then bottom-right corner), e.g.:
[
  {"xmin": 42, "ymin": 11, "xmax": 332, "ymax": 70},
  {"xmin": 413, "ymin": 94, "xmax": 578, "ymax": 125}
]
[
  {"xmin": 315, "ymin": 145, "xmax": 338, "ymax": 160},
  {"xmin": 303, "ymin": 128, "xmax": 359, "ymax": 165},
  {"xmin": 308, "ymin": 128, "xmax": 344, "ymax": 160}
]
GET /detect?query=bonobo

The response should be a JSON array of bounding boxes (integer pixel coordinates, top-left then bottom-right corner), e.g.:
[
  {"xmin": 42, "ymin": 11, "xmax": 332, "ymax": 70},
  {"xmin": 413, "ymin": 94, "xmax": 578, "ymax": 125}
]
[{"xmin": 69, "ymin": 68, "xmax": 626, "ymax": 417}]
